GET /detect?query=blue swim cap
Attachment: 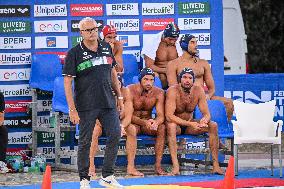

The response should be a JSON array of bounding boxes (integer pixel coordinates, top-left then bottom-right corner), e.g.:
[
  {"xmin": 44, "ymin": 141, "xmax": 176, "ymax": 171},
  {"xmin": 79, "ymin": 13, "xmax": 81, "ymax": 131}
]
[
  {"xmin": 163, "ymin": 23, "xmax": 180, "ymax": 38},
  {"xmin": 138, "ymin": 68, "xmax": 155, "ymax": 82},
  {"xmin": 177, "ymin": 67, "xmax": 195, "ymax": 83},
  {"xmin": 180, "ymin": 34, "xmax": 196, "ymax": 51}
]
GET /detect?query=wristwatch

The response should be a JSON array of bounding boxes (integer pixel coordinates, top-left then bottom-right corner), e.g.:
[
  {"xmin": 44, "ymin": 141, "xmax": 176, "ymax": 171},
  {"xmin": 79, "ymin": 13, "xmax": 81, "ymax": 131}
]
[{"xmin": 118, "ymin": 96, "xmax": 124, "ymax": 100}]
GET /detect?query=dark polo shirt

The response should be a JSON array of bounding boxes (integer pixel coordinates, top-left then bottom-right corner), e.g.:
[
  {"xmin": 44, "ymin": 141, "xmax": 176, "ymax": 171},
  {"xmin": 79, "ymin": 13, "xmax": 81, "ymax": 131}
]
[{"xmin": 63, "ymin": 40, "xmax": 117, "ymax": 111}]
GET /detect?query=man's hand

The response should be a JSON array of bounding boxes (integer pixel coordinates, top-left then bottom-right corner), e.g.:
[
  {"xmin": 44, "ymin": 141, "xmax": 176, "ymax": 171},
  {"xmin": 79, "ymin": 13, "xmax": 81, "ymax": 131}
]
[
  {"xmin": 117, "ymin": 99, "xmax": 124, "ymax": 118},
  {"xmin": 190, "ymin": 121, "xmax": 208, "ymax": 130},
  {"xmin": 69, "ymin": 110, "xmax": 80, "ymax": 125},
  {"xmin": 144, "ymin": 120, "xmax": 153, "ymax": 129},
  {"xmin": 200, "ymin": 117, "xmax": 209, "ymax": 125},
  {"xmin": 0, "ymin": 112, "xmax": 4, "ymax": 126},
  {"xmin": 149, "ymin": 119, "xmax": 158, "ymax": 130},
  {"xmin": 121, "ymin": 124, "xmax": 126, "ymax": 137},
  {"xmin": 205, "ymin": 94, "xmax": 211, "ymax": 100}
]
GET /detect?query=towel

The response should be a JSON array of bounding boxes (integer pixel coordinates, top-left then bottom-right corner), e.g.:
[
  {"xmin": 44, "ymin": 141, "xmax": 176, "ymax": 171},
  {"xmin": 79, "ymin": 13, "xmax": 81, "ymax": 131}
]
[{"xmin": 141, "ymin": 31, "xmax": 183, "ymax": 62}]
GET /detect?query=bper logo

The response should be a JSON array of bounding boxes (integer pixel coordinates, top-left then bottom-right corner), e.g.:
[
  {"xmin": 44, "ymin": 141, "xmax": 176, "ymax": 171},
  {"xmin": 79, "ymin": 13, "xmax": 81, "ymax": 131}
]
[
  {"xmin": 118, "ymin": 36, "xmax": 128, "ymax": 46},
  {"xmin": 111, "ymin": 4, "xmax": 133, "ymax": 10},
  {"xmin": 46, "ymin": 37, "xmax": 56, "ymax": 47},
  {"xmin": 4, "ymin": 37, "xmax": 26, "ymax": 44}
]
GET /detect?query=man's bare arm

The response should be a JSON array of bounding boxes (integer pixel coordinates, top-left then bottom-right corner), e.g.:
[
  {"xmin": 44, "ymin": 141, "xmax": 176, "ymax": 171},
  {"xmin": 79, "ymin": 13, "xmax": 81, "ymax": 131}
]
[
  {"xmin": 167, "ymin": 60, "xmax": 178, "ymax": 86},
  {"xmin": 64, "ymin": 76, "xmax": 76, "ymax": 111},
  {"xmin": 121, "ymin": 87, "xmax": 133, "ymax": 128},
  {"xmin": 114, "ymin": 43, "xmax": 124, "ymax": 73},
  {"xmin": 203, "ymin": 60, "xmax": 215, "ymax": 99},
  {"xmin": 64, "ymin": 76, "xmax": 80, "ymax": 124},
  {"xmin": 197, "ymin": 87, "xmax": 211, "ymax": 123},
  {"xmin": 165, "ymin": 88, "xmax": 190, "ymax": 126},
  {"xmin": 111, "ymin": 68, "xmax": 122, "ymax": 97},
  {"xmin": 144, "ymin": 55, "xmax": 166, "ymax": 74},
  {"xmin": 155, "ymin": 90, "xmax": 165, "ymax": 125}
]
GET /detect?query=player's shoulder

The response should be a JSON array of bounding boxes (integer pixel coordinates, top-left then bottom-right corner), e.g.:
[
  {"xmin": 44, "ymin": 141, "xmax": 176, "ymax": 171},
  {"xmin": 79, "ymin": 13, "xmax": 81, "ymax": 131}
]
[{"xmin": 192, "ymin": 84, "xmax": 205, "ymax": 94}]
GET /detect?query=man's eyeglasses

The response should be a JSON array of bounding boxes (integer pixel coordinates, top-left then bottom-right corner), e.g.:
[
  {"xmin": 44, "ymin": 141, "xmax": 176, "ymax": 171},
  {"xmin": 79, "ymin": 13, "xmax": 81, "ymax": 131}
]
[{"xmin": 80, "ymin": 27, "xmax": 98, "ymax": 33}]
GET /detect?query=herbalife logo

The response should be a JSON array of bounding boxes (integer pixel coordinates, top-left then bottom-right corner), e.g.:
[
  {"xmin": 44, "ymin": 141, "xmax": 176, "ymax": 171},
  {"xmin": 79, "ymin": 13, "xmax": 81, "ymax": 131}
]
[{"xmin": 142, "ymin": 3, "xmax": 174, "ymax": 15}]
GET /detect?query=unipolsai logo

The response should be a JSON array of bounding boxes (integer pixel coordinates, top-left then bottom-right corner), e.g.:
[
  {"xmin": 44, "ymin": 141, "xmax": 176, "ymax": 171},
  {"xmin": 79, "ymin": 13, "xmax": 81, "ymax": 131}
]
[
  {"xmin": 46, "ymin": 37, "xmax": 56, "ymax": 47},
  {"xmin": 107, "ymin": 19, "xmax": 139, "ymax": 31},
  {"xmin": 34, "ymin": 4, "xmax": 67, "ymax": 17},
  {"xmin": 0, "ymin": 53, "xmax": 31, "ymax": 65}
]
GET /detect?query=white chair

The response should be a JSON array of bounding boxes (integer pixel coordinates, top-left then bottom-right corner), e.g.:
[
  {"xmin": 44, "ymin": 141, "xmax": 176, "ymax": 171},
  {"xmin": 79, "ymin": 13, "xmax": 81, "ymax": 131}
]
[{"xmin": 232, "ymin": 100, "xmax": 283, "ymax": 177}]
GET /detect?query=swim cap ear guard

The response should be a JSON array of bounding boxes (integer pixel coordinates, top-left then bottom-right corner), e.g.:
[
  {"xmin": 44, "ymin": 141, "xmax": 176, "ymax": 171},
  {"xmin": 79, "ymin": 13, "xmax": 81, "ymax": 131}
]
[
  {"xmin": 138, "ymin": 68, "xmax": 155, "ymax": 82},
  {"xmin": 163, "ymin": 23, "xmax": 180, "ymax": 38},
  {"xmin": 177, "ymin": 67, "xmax": 195, "ymax": 83},
  {"xmin": 179, "ymin": 34, "xmax": 196, "ymax": 52}
]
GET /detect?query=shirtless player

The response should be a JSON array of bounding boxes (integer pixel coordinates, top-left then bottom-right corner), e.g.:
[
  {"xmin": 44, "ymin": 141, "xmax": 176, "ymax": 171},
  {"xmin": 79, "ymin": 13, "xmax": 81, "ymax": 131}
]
[
  {"xmin": 127, "ymin": 68, "xmax": 167, "ymax": 176},
  {"xmin": 102, "ymin": 25, "xmax": 124, "ymax": 74},
  {"xmin": 167, "ymin": 34, "xmax": 234, "ymax": 121},
  {"xmin": 89, "ymin": 75, "xmax": 133, "ymax": 177},
  {"xmin": 141, "ymin": 23, "xmax": 181, "ymax": 89},
  {"xmin": 166, "ymin": 68, "xmax": 224, "ymax": 175}
]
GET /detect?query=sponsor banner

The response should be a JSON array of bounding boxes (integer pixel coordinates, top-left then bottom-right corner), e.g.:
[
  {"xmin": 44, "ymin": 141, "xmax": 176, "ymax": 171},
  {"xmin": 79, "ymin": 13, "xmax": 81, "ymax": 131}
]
[
  {"xmin": 0, "ymin": 5, "xmax": 30, "ymax": 17},
  {"xmin": 0, "ymin": 21, "xmax": 31, "ymax": 33},
  {"xmin": 37, "ymin": 51, "xmax": 66, "ymax": 64},
  {"xmin": 37, "ymin": 114, "xmax": 70, "ymax": 128},
  {"xmin": 107, "ymin": 19, "xmax": 139, "ymax": 31},
  {"xmin": 224, "ymin": 74, "xmax": 284, "ymax": 120},
  {"xmin": 35, "ymin": 36, "xmax": 68, "ymax": 49},
  {"xmin": 0, "ymin": 68, "xmax": 30, "ymax": 81},
  {"xmin": 34, "ymin": 4, "xmax": 67, "ymax": 17},
  {"xmin": 70, "ymin": 4, "xmax": 103, "ymax": 16},
  {"xmin": 0, "ymin": 37, "xmax": 31, "ymax": 49},
  {"xmin": 180, "ymin": 33, "xmax": 211, "ymax": 46},
  {"xmin": 142, "ymin": 3, "xmax": 174, "ymax": 15},
  {"xmin": 37, "ymin": 147, "xmax": 70, "ymax": 159},
  {"xmin": 37, "ymin": 131, "xmax": 71, "ymax": 144},
  {"xmin": 106, "ymin": 3, "xmax": 138, "ymax": 16},
  {"xmin": 0, "ymin": 53, "xmax": 31, "ymax": 65},
  {"xmin": 4, "ymin": 116, "xmax": 32, "ymax": 127},
  {"xmin": 143, "ymin": 18, "xmax": 174, "ymax": 31},
  {"xmin": 178, "ymin": 17, "xmax": 210, "ymax": 30},
  {"xmin": 37, "ymin": 99, "xmax": 52, "ymax": 112},
  {"xmin": 5, "ymin": 100, "xmax": 31, "ymax": 113},
  {"xmin": 199, "ymin": 49, "xmax": 211, "ymax": 60},
  {"xmin": 71, "ymin": 36, "xmax": 83, "ymax": 47},
  {"xmin": 0, "ymin": 84, "xmax": 31, "ymax": 97},
  {"xmin": 71, "ymin": 20, "xmax": 103, "ymax": 32},
  {"xmin": 178, "ymin": 2, "xmax": 210, "ymax": 14},
  {"xmin": 6, "ymin": 148, "xmax": 31, "ymax": 156},
  {"xmin": 34, "ymin": 20, "xmax": 68, "ymax": 33},
  {"xmin": 117, "ymin": 35, "xmax": 140, "ymax": 47},
  {"xmin": 123, "ymin": 50, "xmax": 141, "ymax": 62},
  {"xmin": 8, "ymin": 132, "xmax": 32, "ymax": 145}
]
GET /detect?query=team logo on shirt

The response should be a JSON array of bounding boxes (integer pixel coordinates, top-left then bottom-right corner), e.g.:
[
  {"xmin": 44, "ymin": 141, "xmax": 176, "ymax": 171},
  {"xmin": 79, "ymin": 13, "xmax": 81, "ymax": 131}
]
[{"xmin": 82, "ymin": 52, "xmax": 92, "ymax": 60}]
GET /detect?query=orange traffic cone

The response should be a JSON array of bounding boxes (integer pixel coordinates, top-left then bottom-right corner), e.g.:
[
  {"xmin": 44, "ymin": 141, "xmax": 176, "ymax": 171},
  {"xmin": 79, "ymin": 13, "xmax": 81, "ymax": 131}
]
[
  {"xmin": 41, "ymin": 165, "xmax": 52, "ymax": 189},
  {"xmin": 223, "ymin": 156, "xmax": 235, "ymax": 189}
]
